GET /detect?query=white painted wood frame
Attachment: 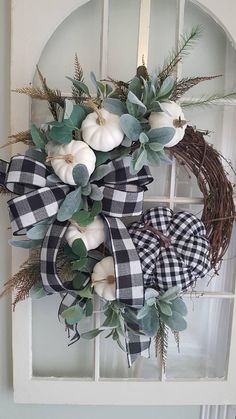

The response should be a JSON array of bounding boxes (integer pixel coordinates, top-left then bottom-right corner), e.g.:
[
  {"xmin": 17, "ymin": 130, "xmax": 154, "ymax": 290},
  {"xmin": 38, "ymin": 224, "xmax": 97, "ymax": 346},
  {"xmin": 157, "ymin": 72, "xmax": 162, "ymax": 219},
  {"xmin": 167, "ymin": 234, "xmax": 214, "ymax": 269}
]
[{"xmin": 10, "ymin": 0, "xmax": 236, "ymax": 405}]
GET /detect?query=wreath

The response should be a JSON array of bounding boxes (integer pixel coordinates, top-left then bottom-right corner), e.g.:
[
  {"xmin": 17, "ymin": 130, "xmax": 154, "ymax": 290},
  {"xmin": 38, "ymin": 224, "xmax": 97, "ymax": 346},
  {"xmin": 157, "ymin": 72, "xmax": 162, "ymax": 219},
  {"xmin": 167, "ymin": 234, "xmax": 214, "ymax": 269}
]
[{"xmin": 0, "ymin": 27, "xmax": 235, "ymax": 369}]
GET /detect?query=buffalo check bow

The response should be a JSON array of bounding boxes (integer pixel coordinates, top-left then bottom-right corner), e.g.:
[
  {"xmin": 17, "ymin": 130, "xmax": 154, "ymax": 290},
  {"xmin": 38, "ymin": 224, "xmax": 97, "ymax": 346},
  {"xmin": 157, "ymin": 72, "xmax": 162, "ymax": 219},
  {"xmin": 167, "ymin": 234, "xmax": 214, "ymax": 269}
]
[{"xmin": 0, "ymin": 154, "xmax": 153, "ymax": 366}]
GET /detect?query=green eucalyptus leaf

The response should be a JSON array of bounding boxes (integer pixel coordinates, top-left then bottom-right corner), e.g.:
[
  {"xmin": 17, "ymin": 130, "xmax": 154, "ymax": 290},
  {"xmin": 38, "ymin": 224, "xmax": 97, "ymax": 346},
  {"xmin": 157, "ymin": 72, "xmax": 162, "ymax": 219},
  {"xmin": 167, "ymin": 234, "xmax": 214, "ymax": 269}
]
[
  {"xmin": 63, "ymin": 99, "xmax": 74, "ymax": 119},
  {"xmin": 90, "ymin": 71, "xmax": 105, "ymax": 96},
  {"xmin": 66, "ymin": 77, "xmax": 91, "ymax": 97},
  {"xmin": 127, "ymin": 91, "xmax": 147, "ymax": 112},
  {"xmin": 134, "ymin": 148, "xmax": 147, "ymax": 172},
  {"xmin": 31, "ymin": 124, "xmax": 46, "ymax": 149},
  {"xmin": 147, "ymin": 127, "xmax": 175, "ymax": 144},
  {"xmin": 72, "ymin": 238, "xmax": 88, "ymax": 258},
  {"xmin": 171, "ymin": 298, "xmax": 188, "ymax": 316},
  {"xmin": 159, "ymin": 286, "xmax": 180, "ymax": 301},
  {"xmin": 81, "ymin": 328, "xmax": 104, "ymax": 339},
  {"xmin": 148, "ymin": 142, "xmax": 164, "ymax": 152},
  {"xmin": 88, "ymin": 249, "xmax": 104, "ymax": 261},
  {"xmin": 81, "ymin": 183, "xmax": 92, "ymax": 196},
  {"xmin": 29, "ymin": 282, "xmax": 48, "ymax": 299},
  {"xmin": 121, "ymin": 136, "xmax": 132, "ymax": 147},
  {"xmin": 136, "ymin": 304, "xmax": 151, "ymax": 320},
  {"xmin": 85, "ymin": 299, "xmax": 93, "ymax": 317},
  {"xmin": 140, "ymin": 306, "xmax": 160, "ymax": 336},
  {"xmin": 146, "ymin": 148, "xmax": 161, "ymax": 166},
  {"xmin": 160, "ymin": 311, "xmax": 187, "ymax": 332},
  {"xmin": 120, "ymin": 114, "xmax": 142, "ymax": 141},
  {"xmin": 49, "ymin": 124, "xmax": 73, "ymax": 144},
  {"xmin": 77, "ymin": 284, "xmax": 93, "ymax": 299},
  {"xmin": 90, "ymin": 164, "xmax": 113, "ymax": 182},
  {"xmin": 57, "ymin": 187, "xmax": 82, "ymax": 221},
  {"xmin": 157, "ymin": 300, "xmax": 172, "ymax": 316},
  {"xmin": 72, "ymin": 164, "xmax": 90, "ymax": 187},
  {"xmin": 72, "ymin": 209, "xmax": 92, "ymax": 226},
  {"xmin": 26, "ymin": 223, "xmax": 49, "ymax": 240},
  {"xmin": 139, "ymin": 132, "xmax": 149, "ymax": 144},
  {"xmin": 90, "ymin": 184, "xmax": 103, "ymax": 201},
  {"xmin": 90, "ymin": 200, "xmax": 102, "ymax": 217},
  {"xmin": 65, "ymin": 104, "xmax": 87, "ymax": 128},
  {"xmin": 149, "ymin": 101, "xmax": 163, "ymax": 112},
  {"xmin": 103, "ymin": 98, "xmax": 127, "ymax": 116},
  {"xmin": 72, "ymin": 272, "xmax": 87, "ymax": 289},
  {"xmin": 95, "ymin": 151, "xmax": 110, "ymax": 166},
  {"xmin": 61, "ymin": 303, "xmax": 85, "ymax": 325},
  {"xmin": 128, "ymin": 76, "xmax": 142, "ymax": 98},
  {"xmin": 157, "ymin": 76, "xmax": 176, "ymax": 100},
  {"xmin": 145, "ymin": 288, "xmax": 159, "ymax": 300}
]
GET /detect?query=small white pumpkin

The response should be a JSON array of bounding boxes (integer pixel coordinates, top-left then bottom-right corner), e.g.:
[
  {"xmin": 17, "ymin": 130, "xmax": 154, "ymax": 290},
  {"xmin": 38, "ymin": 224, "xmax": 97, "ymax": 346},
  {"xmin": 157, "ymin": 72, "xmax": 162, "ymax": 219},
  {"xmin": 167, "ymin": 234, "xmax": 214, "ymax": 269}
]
[
  {"xmin": 45, "ymin": 140, "xmax": 96, "ymax": 185},
  {"xmin": 65, "ymin": 216, "xmax": 105, "ymax": 251},
  {"xmin": 81, "ymin": 107, "xmax": 124, "ymax": 152},
  {"xmin": 149, "ymin": 101, "xmax": 187, "ymax": 147},
  {"xmin": 92, "ymin": 256, "xmax": 116, "ymax": 301}
]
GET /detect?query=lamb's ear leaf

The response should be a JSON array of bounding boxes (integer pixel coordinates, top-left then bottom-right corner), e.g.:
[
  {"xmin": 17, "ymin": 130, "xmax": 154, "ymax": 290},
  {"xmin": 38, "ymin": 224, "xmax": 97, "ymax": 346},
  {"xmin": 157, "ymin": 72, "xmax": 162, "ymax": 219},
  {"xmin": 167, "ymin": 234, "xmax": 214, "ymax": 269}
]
[
  {"xmin": 120, "ymin": 114, "xmax": 142, "ymax": 141},
  {"xmin": 72, "ymin": 164, "xmax": 90, "ymax": 187},
  {"xmin": 61, "ymin": 304, "xmax": 85, "ymax": 325},
  {"xmin": 57, "ymin": 187, "xmax": 82, "ymax": 221}
]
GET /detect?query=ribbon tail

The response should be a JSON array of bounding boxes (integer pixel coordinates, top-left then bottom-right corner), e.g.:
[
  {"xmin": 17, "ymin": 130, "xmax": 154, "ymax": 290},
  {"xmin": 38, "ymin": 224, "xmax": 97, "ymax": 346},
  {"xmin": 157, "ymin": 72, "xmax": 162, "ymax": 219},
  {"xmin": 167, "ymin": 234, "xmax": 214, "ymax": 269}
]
[
  {"xmin": 103, "ymin": 215, "xmax": 144, "ymax": 308},
  {"xmin": 125, "ymin": 328, "xmax": 151, "ymax": 367},
  {"xmin": 41, "ymin": 219, "xmax": 72, "ymax": 293}
]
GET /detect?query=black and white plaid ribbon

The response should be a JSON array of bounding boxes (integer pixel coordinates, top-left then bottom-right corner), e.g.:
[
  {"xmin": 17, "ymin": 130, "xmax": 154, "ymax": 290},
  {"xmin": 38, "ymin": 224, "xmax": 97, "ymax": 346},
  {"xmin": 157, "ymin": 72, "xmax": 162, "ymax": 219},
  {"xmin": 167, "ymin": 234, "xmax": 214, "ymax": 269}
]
[{"xmin": 0, "ymin": 155, "xmax": 153, "ymax": 366}]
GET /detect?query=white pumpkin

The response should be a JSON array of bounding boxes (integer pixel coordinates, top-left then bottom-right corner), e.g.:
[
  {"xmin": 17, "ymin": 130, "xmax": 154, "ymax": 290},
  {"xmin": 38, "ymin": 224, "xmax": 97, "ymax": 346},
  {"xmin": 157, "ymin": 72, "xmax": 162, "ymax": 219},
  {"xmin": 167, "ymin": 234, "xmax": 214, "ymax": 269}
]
[
  {"xmin": 149, "ymin": 101, "xmax": 187, "ymax": 147},
  {"xmin": 81, "ymin": 108, "xmax": 124, "ymax": 152},
  {"xmin": 65, "ymin": 216, "xmax": 105, "ymax": 251},
  {"xmin": 45, "ymin": 140, "xmax": 96, "ymax": 185},
  {"xmin": 92, "ymin": 256, "xmax": 116, "ymax": 301}
]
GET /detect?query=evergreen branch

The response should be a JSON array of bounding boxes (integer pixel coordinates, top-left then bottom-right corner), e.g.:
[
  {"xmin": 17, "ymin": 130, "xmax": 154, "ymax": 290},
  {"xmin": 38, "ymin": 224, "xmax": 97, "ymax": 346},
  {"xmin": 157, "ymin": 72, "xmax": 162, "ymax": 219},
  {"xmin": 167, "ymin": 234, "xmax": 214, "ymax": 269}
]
[
  {"xmin": 0, "ymin": 130, "xmax": 33, "ymax": 149},
  {"xmin": 0, "ymin": 250, "xmax": 41, "ymax": 309},
  {"xmin": 180, "ymin": 92, "xmax": 236, "ymax": 108},
  {"xmin": 171, "ymin": 75, "xmax": 221, "ymax": 101},
  {"xmin": 0, "ymin": 186, "xmax": 11, "ymax": 194},
  {"xmin": 155, "ymin": 321, "xmax": 169, "ymax": 372},
  {"xmin": 36, "ymin": 66, "xmax": 64, "ymax": 120},
  {"xmin": 158, "ymin": 26, "xmax": 203, "ymax": 82},
  {"xmin": 72, "ymin": 54, "xmax": 85, "ymax": 104},
  {"xmin": 172, "ymin": 330, "xmax": 180, "ymax": 353}
]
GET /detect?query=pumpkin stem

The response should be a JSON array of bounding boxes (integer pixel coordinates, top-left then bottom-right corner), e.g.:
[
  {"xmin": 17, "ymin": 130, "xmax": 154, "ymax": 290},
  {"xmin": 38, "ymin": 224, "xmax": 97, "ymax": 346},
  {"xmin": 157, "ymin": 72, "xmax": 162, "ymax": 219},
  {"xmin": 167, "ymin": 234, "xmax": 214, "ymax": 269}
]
[
  {"xmin": 46, "ymin": 154, "xmax": 74, "ymax": 164},
  {"xmin": 173, "ymin": 116, "xmax": 187, "ymax": 129},
  {"xmin": 92, "ymin": 275, "xmax": 115, "ymax": 286},
  {"xmin": 69, "ymin": 218, "xmax": 86, "ymax": 233},
  {"xmin": 140, "ymin": 222, "xmax": 172, "ymax": 248},
  {"xmin": 87, "ymin": 100, "xmax": 106, "ymax": 125}
]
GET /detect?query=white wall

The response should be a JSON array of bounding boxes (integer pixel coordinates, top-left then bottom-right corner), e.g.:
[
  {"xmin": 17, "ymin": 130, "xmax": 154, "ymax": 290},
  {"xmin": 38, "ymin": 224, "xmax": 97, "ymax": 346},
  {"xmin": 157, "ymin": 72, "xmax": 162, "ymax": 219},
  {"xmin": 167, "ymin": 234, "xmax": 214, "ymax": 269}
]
[{"xmin": 0, "ymin": 0, "xmax": 201, "ymax": 417}]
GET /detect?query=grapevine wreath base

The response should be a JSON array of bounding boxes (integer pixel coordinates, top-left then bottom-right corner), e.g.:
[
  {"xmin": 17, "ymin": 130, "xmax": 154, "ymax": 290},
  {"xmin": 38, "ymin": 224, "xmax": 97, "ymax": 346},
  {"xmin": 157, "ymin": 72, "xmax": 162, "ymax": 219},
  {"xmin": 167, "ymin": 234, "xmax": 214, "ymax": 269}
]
[{"xmin": 0, "ymin": 27, "xmax": 235, "ymax": 369}]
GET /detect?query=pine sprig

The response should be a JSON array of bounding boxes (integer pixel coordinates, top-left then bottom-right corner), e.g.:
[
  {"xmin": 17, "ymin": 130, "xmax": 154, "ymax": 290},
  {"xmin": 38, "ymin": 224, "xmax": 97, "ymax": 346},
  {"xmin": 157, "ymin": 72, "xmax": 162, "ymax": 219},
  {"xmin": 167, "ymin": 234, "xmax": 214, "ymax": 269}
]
[
  {"xmin": 13, "ymin": 67, "xmax": 64, "ymax": 121},
  {"xmin": 0, "ymin": 130, "xmax": 33, "ymax": 149},
  {"xmin": 155, "ymin": 321, "xmax": 169, "ymax": 372},
  {"xmin": 172, "ymin": 330, "xmax": 180, "ymax": 353},
  {"xmin": 171, "ymin": 75, "xmax": 221, "ymax": 101},
  {"xmin": 180, "ymin": 92, "xmax": 236, "ymax": 108},
  {"xmin": 72, "ymin": 54, "xmax": 85, "ymax": 104},
  {"xmin": 158, "ymin": 26, "xmax": 202, "ymax": 82},
  {"xmin": 0, "ymin": 250, "xmax": 41, "ymax": 309}
]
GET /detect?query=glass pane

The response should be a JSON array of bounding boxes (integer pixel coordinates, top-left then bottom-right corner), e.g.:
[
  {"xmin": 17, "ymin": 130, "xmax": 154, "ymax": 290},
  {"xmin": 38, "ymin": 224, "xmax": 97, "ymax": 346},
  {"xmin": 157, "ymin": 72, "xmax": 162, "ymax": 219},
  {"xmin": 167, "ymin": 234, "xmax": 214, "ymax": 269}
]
[
  {"xmin": 32, "ymin": 294, "xmax": 94, "ymax": 378},
  {"xmin": 183, "ymin": 1, "xmax": 227, "ymax": 94},
  {"xmin": 148, "ymin": 0, "xmax": 177, "ymax": 71},
  {"xmin": 107, "ymin": 0, "xmax": 140, "ymax": 81},
  {"xmin": 100, "ymin": 330, "xmax": 161, "ymax": 380},
  {"xmin": 165, "ymin": 297, "xmax": 233, "ymax": 379}
]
